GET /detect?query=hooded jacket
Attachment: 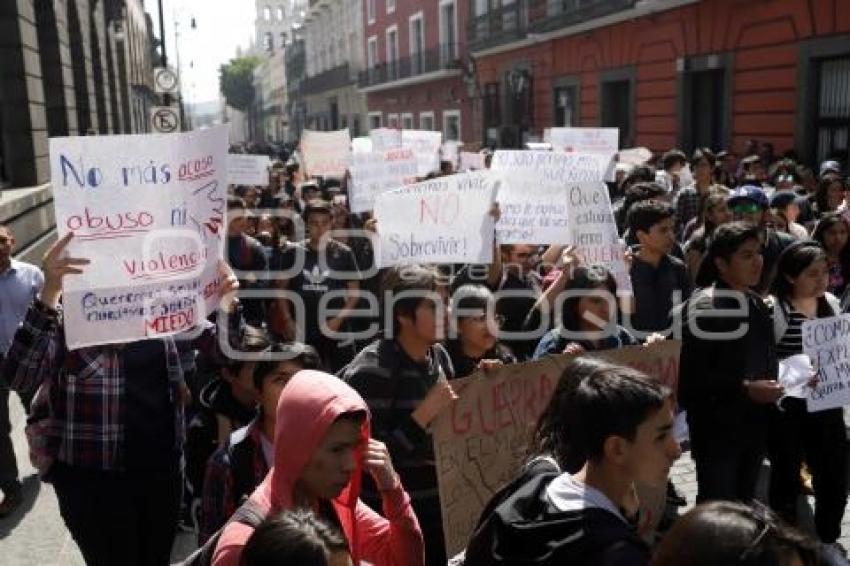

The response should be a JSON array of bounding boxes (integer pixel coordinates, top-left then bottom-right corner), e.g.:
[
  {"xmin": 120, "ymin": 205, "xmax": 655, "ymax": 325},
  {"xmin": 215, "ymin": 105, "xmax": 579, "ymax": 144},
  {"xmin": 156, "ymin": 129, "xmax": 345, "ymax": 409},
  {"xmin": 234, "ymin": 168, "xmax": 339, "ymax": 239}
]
[
  {"xmin": 464, "ymin": 470, "xmax": 649, "ymax": 566},
  {"xmin": 212, "ymin": 370, "xmax": 424, "ymax": 566}
]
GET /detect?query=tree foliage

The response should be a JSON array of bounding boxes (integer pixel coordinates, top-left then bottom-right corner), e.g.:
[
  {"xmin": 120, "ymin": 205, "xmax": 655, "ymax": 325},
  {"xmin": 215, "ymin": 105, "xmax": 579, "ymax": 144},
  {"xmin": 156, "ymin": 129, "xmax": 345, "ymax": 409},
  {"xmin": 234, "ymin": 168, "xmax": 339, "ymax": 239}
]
[{"xmin": 219, "ymin": 56, "xmax": 261, "ymax": 112}]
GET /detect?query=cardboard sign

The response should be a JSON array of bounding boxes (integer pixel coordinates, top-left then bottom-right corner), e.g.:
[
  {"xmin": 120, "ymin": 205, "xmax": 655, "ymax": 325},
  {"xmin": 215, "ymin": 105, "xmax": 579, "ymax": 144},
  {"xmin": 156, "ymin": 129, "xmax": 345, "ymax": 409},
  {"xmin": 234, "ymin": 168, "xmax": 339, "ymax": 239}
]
[
  {"xmin": 351, "ymin": 137, "xmax": 374, "ymax": 154},
  {"xmin": 373, "ymin": 171, "xmax": 497, "ymax": 267},
  {"xmin": 459, "ymin": 152, "xmax": 486, "ymax": 172},
  {"xmin": 348, "ymin": 147, "xmax": 419, "ymax": 213},
  {"xmin": 546, "ymin": 127, "xmax": 619, "ymax": 181},
  {"xmin": 441, "ymin": 141, "xmax": 462, "ymax": 169},
  {"xmin": 803, "ymin": 314, "xmax": 850, "ymax": 411},
  {"xmin": 402, "ymin": 129, "xmax": 443, "ymax": 177},
  {"xmin": 433, "ymin": 341, "xmax": 681, "ymax": 556},
  {"xmin": 370, "ymin": 127, "xmax": 402, "ymax": 151},
  {"xmin": 300, "ymin": 129, "xmax": 351, "ymax": 178},
  {"xmin": 489, "ymin": 150, "xmax": 611, "ymax": 242},
  {"xmin": 227, "ymin": 154, "xmax": 270, "ymax": 186},
  {"xmin": 49, "ymin": 127, "xmax": 229, "ymax": 349}
]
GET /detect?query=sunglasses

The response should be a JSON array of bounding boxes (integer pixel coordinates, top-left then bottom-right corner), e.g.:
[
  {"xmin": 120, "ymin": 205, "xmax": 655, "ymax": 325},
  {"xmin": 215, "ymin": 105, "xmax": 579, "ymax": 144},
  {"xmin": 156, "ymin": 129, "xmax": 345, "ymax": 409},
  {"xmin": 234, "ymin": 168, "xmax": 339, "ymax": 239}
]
[{"xmin": 731, "ymin": 202, "xmax": 762, "ymax": 215}]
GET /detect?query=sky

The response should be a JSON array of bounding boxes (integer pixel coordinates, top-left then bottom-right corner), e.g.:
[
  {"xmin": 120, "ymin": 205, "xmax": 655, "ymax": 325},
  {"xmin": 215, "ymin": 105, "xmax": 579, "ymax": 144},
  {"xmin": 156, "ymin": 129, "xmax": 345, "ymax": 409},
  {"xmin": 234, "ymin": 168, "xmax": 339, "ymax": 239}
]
[{"xmin": 154, "ymin": 0, "xmax": 256, "ymax": 104}]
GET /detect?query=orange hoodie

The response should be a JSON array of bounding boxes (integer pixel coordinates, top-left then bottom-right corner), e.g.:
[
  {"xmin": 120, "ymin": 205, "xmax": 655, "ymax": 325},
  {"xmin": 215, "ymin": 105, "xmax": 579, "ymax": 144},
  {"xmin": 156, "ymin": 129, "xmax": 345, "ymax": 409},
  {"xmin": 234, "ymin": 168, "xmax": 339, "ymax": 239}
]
[{"xmin": 212, "ymin": 370, "xmax": 424, "ymax": 566}]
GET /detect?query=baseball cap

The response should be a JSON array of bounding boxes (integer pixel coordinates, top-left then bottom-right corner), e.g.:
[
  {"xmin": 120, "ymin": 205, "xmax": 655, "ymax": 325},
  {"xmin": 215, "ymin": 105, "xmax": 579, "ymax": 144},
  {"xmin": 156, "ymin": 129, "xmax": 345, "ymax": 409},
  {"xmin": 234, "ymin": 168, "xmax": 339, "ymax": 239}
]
[
  {"xmin": 820, "ymin": 160, "xmax": 842, "ymax": 177},
  {"xmin": 769, "ymin": 191, "xmax": 797, "ymax": 209},
  {"xmin": 728, "ymin": 185, "xmax": 769, "ymax": 209}
]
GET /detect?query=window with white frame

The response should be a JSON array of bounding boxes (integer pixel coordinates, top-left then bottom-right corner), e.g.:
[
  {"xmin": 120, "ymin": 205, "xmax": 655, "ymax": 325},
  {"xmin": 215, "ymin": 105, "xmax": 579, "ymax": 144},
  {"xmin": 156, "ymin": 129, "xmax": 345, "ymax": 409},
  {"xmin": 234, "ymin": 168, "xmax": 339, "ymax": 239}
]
[
  {"xmin": 401, "ymin": 113, "xmax": 414, "ymax": 129},
  {"xmin": 409, "ymin": 12, "xmax": 425, "ymax": 75},
  {"xmin": 387, "ymin": 113, "xmax": 400, "ymax": 129},
  {"xmin": 367, "ymin": 36, "xmax": 378, "ymax": 68},
  {"xmin": 368, "ymin": 112, "xmax": 382, "ymax": 130},
  {"xmin": 264, "ymin": 5, "xmax": 272, "ymax": 20},
  {"xmin": 443, "ymin": 110, "xmax": 460, "ymax": 141},
  {"xmin": 277, "ymin": 6, "xmax": 285, "ymax": 20},
  {"xmin": 386, "ymin": 25, "xmax": 399, "ymax": 80},
  {"xmin": 387, "ymin": 0, "xmax": 396, "ymax": 14},
  {"xmin": 367, "ymin": 0, "xmax": 376, "ymax": 24},
  {"xmin": 419, "ymin": 111, "xmax": 435, "ymax": 131},
  {"xmin": 439, "ymin": 0, "xmax": 457, "ymax": 64}
]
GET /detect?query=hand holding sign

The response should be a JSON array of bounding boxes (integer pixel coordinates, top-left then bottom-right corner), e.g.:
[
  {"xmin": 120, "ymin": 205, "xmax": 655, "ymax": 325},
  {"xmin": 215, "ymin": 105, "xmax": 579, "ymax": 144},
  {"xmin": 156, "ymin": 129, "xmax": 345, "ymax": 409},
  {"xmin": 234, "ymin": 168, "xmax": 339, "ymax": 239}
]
[{"xmin": 41, "ymin": 232, "xmax": 91, "ymax": 310}]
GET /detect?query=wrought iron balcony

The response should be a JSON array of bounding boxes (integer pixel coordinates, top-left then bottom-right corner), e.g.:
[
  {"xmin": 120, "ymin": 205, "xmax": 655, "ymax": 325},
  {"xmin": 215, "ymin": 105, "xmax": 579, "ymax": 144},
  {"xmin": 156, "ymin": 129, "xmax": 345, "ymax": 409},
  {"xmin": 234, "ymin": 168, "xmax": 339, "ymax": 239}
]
[
  {"xmin": 358, "ymin": 43, "xmax": 461, "ymax": 88},
  {"xmin": 302, "ymin": 64, "xmax": 354, "ymax": 94},
  {"xmin": 467, "ymin": 0, "xmax": 635, "ymax": 52}
]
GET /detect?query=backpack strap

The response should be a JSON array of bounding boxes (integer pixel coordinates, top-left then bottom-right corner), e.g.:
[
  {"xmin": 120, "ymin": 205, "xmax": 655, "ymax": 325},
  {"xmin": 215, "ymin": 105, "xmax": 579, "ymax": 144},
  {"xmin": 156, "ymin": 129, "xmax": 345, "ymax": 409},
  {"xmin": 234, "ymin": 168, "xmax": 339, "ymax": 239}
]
[{"xmin": 230, "ymin": 497, "xmax": 267, "ymax": 528}]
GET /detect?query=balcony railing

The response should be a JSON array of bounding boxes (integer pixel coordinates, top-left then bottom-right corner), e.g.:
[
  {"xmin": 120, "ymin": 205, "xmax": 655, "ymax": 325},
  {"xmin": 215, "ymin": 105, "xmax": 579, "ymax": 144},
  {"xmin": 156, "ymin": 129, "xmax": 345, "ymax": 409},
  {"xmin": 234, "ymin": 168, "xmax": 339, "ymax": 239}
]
[
  {"xmin": 467, "ymin": 0, "xmax": 635, "ymax": 52},
  {"xmin": 358, "ymin": 43, "xmax": 461, "ymax": 88},
  {"xmin": 302, "ymin": 63, "xmax": 354, "ymax": 94}
]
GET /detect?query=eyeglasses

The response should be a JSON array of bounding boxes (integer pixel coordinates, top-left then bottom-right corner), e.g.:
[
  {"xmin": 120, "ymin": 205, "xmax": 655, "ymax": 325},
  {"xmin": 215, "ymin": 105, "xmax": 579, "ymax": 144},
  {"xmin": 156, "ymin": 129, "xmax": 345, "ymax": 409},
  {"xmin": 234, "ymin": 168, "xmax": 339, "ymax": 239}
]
[
  {"xmin": 731, "ymin": 202, "xmax": 762, "ymax": 215},
  {"xmin": 466, "ymin": 313, "xmax": 506, "ymax": 327}
]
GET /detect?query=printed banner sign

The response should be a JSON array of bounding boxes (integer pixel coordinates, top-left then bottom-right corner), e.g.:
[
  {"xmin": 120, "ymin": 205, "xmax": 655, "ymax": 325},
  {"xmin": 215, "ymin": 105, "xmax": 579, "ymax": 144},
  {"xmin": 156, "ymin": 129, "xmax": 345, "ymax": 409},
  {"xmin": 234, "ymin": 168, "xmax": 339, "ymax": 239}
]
[
  {"xmin": 348, "ymin": 148, "xmax": 419, "ymax": 213},
  {"xmin": 402, "ymin": 129, "xmax": 443, "ymax": 177},
  {"xmin": 433, "ymin": 341, "xmax": 681, "ymax": 556},
  {"xmin": 374, "ymin": 171, "xmax": 497, "ymax": 267},
  {"xmin": 49, "ymin": 127, "xmax": 229, "ymax": 349},
  {"xmin": 803, "ymin": 314, "xmax": 850, "ymax": 411},
  {"xmin": 301, "ymin": 129, "xmax": 351, "ymax": 178},
  {"xmin": 227, "ymin": 154, "xmax": 270, "ymax": 186}
]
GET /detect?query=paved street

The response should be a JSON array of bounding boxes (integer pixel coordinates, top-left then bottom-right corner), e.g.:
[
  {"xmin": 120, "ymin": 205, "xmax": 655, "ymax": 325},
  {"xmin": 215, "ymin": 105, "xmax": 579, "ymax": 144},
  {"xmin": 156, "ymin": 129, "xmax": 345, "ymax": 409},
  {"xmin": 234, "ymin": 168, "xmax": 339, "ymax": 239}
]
[{"xmin": 1, "ymin": 394, "xmax": 849, "ymax": 564}]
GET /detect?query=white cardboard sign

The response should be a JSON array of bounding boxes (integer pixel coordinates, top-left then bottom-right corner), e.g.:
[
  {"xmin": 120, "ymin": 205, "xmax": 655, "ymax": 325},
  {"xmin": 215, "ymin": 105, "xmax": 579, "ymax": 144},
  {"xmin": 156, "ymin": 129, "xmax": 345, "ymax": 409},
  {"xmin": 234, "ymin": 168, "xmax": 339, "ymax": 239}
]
[
  {"xmin": 370, "ymin": 128, "xmax": 402, "ymax": 151},
  {"xmin": 49, "ymin": 127, "xmax": 229, "ymax": 349},
  {"xmin": 374, "ymin": 171, "xmax": 497, "ymax": 267},
  {"xmin": 402, "ymin": 129, "xmax": 443, "ymax": 177},
  {"xmin": 300, "ymin": 129, "xmax": 351, "ymax": 178},
  {"xmin": 227, "ymin": 154, "xmax": 270, "ymax": 186},
  {"xmin": 803, "ymin": 314, "xmax": 850, "ymax": 412},
  {"xmin": 545, "ymin": 127, "xmax": 619, "ymax": 181},
  {"xmin": 348, "ymin": 147, "xmax": 419, "ymax": 213}
]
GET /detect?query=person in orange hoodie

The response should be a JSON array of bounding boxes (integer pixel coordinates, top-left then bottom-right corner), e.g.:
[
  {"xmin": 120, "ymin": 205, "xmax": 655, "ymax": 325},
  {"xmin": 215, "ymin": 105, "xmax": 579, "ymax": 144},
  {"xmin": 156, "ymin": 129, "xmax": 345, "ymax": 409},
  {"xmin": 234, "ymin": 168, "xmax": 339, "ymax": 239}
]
[{"xmin": 212, "ymin": 369, "xmax": 424, "ymax": 566}]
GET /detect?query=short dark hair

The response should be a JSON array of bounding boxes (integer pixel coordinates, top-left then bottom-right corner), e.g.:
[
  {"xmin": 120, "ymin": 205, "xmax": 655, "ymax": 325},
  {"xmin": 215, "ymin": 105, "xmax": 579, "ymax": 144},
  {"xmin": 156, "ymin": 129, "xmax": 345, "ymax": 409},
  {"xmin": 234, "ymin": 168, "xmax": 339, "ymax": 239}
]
[
  {"xmin": 451, "ymin": 284, "xmax": 494, "ymax": 316},
  {"xmin": 241, "ymin": 508, "xmax": 349, "ymax": 566},
  {"xmin": 814, "ymin": 174, "xmax": 845, "ymax": 214},
  {"xmin": 653, "ymin": 501, "xmax": 819, "ymax": 566},
  {"xmin": 251, "ymin": 342, "xmax": 323, "ymax": 390},
  {"xmin": 228, "ymin": 195, "xmax": 246, "ymax": 210},
  {"xmin": 532, "ymin": 358, "xmax": 669, "ymax": 465},
  {"xmin": 695, "ymin": 221, "xmax": 762, "ymax": 287},
  {"xmin": 627, "ymin": 200, "xmax": 674, "ymax": 236},
  {"xmin": 221, "ymin": 325, "xmax": 272, "ymax": 373},
  {"xmin": 621, "ymin": 165, "xmax": 656, "ymax": 192},
  {"xmin": 690, "ymin": 147, "xmax": 716, "ymax": 168},
  {"xmin": 302, "ymin": 199, "xmax": 333, "ymax": 222},
  {"xmin": 661, "ymin": 149, "xmax": 687, "ymax": 171},
  {"xmin": 382, "ymin": 265, "xmax": 443, "ymax": 337}
]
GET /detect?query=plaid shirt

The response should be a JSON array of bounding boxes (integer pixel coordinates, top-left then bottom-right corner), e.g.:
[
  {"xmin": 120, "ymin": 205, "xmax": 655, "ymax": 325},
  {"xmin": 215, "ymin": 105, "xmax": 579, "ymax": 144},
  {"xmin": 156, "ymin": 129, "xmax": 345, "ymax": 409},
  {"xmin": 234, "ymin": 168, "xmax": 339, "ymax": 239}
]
[
  {"xmin": 3, "ymin": 299, "xmax": 242, "ymax": 473},
  {"xmin": 199, "ymin": 418, "xmax": 268, "ymax": 544},
  {"xmin": 674, "ymin": 184, "xmax": 702, "ymax": 235}
]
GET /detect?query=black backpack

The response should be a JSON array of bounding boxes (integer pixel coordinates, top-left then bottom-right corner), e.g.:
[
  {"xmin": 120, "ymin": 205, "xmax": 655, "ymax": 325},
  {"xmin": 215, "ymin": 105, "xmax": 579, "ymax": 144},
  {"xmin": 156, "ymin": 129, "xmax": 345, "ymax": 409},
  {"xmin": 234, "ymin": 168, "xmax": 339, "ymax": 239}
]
[{"xmin": 178, "ymin": 498, "xmax": 266, "ymax": 566}]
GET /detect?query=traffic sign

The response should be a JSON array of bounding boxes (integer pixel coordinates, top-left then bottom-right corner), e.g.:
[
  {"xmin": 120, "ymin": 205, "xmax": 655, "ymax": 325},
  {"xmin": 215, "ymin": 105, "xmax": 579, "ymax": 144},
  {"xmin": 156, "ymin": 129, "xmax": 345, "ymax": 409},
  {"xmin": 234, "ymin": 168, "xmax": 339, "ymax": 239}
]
[
  {"xmin": 150, "ymin": 106, "xmax": 181, "ymax": 133},
  {"xmin": 154, "ymin": 67, "xmax": 180, "ymax": 94}
]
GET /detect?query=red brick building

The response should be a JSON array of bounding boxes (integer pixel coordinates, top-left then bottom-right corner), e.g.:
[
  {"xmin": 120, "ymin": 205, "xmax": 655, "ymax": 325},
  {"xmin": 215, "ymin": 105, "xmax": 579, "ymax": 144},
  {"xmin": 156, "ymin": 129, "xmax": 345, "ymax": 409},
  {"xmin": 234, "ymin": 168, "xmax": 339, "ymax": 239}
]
[
  {"xmin": 360, "ymin": 0, "xmax": 477, "ymax": 143},
  {"xmin": 468, "ymin": 0, "xmax": 850, "ymax": 164}
]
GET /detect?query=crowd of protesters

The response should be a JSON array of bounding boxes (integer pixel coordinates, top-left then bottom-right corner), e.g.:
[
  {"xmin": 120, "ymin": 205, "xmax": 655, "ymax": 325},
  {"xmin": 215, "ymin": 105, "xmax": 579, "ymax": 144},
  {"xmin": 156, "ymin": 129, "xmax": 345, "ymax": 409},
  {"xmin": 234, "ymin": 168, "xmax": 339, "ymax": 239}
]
[{"xmin": 0, "ymin": 136, "xmax": 849, "ymax": 566}]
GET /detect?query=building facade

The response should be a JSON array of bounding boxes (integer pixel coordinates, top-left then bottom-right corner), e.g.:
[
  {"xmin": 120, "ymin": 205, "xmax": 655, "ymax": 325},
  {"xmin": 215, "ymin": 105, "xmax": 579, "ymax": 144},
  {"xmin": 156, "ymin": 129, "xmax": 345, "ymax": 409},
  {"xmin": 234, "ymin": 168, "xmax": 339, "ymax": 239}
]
[
  {"xmin": 0, "ymin": 0, "xmax": 157, "ymax": 189},
  {"xmin": 285, "ymin": 34, "xmax": 308, "ymax": 141},
  {"xmin": 467, "ymin": 0, "xmax": 850, "ymax": 162},
  {"xmin": 360, "ymin": 0, "xmax": 474, "ymax": 142},
  {"xmin": 302, "ymin": 0, "xmax": 368, "ymax": 136}
]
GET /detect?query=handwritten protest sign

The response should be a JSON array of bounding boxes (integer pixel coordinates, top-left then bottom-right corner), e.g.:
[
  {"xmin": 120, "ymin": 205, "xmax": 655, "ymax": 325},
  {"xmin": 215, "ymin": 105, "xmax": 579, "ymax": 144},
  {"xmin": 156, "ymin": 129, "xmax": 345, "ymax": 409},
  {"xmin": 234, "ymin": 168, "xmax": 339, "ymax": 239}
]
[
  {"xmin": 351, "ymin": 137, "xmax": 373, "ymax": 154},
  {"xmin": 301, "ymin": 129, "xmax": 351, "ymax": 178},
  {"xmin": 50, "ymin": 127, "xmax": 229, "ymax": 349},
  {"xmin": 803, "ymin": 314, "xmax": 850, "ymax": 411},
  {"xmin": 546, "ymin": 127, "xmax": 618, "ymax": 181},
  {"xmin": 402, "ymin": 129, "xmax": 443, "ymax": 177},
  {"xmin": 433, "ymin": 340, "xmax": 681, "ymax": 556},
  {"xmin": 459, "ymin": 152, "xmax": 486, "ymax": 172},
  {"xmin": 373, "ymin": 171, "xmax": 497, "ymax": 267},
  {"xmin": 227, "ymin": 154, "xmax": 270, "ymax": 186},
  {"xmin": 348, "ymin": 147, "xmax": 419, "ymax": 213},
  {"xmin": 441, "ymin": 141, "xmax": 461, "ymax": 169},
  {"xmin": 370, "ymin": 127, "xmax": 402, "ymax": 151}
]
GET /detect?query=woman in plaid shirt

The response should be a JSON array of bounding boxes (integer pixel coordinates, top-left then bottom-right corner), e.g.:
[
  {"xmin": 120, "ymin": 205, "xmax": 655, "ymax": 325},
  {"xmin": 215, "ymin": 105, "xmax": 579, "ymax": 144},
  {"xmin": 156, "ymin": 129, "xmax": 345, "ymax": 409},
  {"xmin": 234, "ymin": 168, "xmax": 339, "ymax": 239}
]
[{"xmin": 2, "ymin": 233, "xmax": 242, "ymax": 566}]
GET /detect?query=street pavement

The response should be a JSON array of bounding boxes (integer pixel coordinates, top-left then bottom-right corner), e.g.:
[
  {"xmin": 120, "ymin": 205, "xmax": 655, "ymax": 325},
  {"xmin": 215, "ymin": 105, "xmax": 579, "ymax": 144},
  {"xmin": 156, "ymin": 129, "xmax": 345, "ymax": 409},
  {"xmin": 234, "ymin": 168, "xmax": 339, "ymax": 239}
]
[{"xmin": 1, "ymin": 393, "xmax": 849, "ymax": 564}]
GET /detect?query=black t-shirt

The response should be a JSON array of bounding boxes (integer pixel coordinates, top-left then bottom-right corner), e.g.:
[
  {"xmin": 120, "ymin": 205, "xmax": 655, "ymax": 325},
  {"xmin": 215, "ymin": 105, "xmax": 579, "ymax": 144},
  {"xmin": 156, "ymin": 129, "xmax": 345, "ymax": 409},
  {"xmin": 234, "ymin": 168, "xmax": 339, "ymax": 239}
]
[
  {"xmin": 122, "ymin": 340, "xmax": 177, "ymax": 472},
  {"xmin": 271, "ymin": 240, "xmax": 360, "ymax": 342},
  {"xmin": 444, "ymin": 340, "xmax": 516, "ymax": 379}
]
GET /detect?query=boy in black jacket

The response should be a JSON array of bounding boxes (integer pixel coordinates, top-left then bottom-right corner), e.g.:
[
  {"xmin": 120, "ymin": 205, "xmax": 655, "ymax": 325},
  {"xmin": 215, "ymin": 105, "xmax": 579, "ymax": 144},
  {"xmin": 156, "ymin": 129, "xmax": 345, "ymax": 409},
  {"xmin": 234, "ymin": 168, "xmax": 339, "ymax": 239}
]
[{"xmin": 464, "ymin": 358, "xmax": 681, "ymax": 566}]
